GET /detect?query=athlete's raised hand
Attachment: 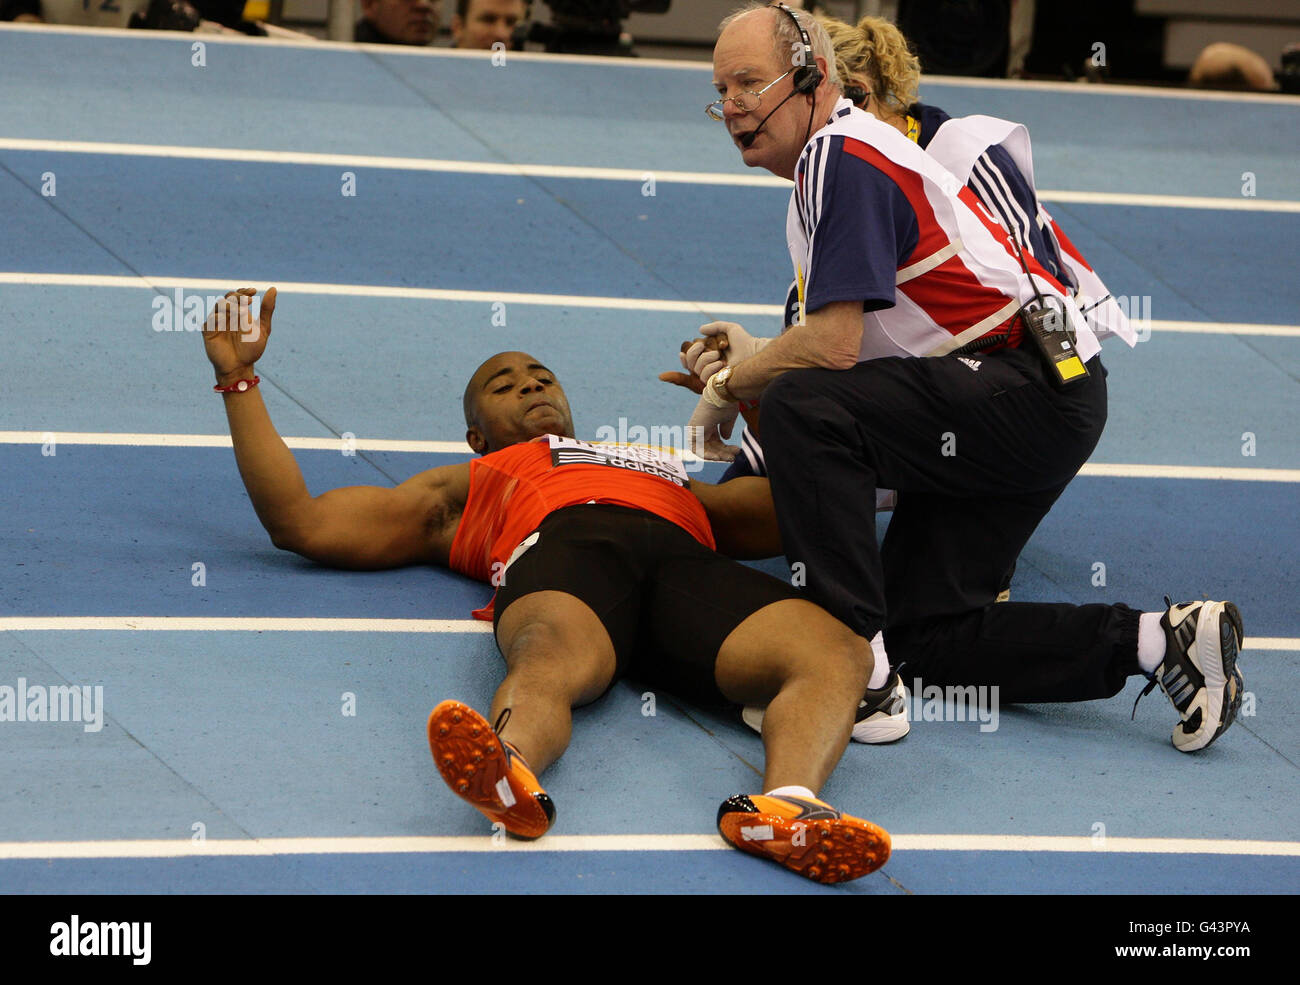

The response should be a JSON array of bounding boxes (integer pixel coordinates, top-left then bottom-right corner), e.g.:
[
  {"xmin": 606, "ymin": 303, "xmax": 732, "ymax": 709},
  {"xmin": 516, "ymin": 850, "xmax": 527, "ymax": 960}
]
[{"xmin": 202, "ymin": 287, "xmax": 277, "ymax": 382}]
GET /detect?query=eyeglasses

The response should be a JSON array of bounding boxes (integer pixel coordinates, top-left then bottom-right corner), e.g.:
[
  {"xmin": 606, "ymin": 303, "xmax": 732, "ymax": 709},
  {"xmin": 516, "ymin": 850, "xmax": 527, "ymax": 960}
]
[{"xmin": 706, "ymin": 70, "xmax": 792, "ymax": 121}]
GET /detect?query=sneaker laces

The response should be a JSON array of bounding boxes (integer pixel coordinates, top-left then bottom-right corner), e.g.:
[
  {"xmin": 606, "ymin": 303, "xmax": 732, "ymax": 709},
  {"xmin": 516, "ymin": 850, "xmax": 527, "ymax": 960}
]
[
  {"xmin": 1131, "ymin": 596, "xmax": 1176, "ymax": 721},
  {"xmin": 1131, "ymin": 673, "xmax": 1159, "ymax": 720}
]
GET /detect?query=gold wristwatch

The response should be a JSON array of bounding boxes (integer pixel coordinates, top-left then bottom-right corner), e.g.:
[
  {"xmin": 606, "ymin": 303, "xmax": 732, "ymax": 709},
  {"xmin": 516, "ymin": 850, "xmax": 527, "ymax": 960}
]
[
  {"xmin": 702, "ymin": 364, "xmax": 739, "ymax": 408},
  {"xmin": 712, "ymin": 365, "xmax": 737, "ymax": 401}
]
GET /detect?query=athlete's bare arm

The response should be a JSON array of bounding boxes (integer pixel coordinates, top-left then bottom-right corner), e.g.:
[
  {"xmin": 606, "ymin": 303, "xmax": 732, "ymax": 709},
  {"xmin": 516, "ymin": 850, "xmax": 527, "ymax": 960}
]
[
  {"xmin": 202, "ymin": 288, "xmax": 469, "ymax": 569},
  {"xmin": 691, "ymin": 476, "xmax": 783, "ymax": 559}
]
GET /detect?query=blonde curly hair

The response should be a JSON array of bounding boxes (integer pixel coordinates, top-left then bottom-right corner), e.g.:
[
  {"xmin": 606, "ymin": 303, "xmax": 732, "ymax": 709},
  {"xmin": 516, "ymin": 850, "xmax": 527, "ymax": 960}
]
[{"xmin": 818, "ymin": 13, "xmax": 921, "ymax": 115}]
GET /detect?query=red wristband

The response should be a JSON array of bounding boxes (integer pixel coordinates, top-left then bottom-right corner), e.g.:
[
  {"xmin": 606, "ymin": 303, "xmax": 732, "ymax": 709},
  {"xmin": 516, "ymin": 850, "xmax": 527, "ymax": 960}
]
[
  {"xmin": 739, "ymin": 398, "xmax": 760, "ymax": 412},
  {"xmin": 213, "ymin": 375, "xmax": 260, "ymax": 394}
]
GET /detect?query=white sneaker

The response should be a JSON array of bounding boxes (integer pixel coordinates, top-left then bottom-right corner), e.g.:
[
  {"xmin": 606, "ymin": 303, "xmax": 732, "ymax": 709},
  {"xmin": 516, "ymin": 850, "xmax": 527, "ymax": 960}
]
[
  {"xmin": 1135, "ymin": 598, "xmax": 1245, "ymax": 753},
  {"xmin": 742, "ymin": 672, "xmax": 910, "ymax": 744}
]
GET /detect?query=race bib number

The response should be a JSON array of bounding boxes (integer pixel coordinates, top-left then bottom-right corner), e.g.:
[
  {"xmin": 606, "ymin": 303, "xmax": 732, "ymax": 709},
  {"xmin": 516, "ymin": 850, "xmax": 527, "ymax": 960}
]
[{"xmin": 548, "ymin": 436, "xmax": 688, "ymax": 487}]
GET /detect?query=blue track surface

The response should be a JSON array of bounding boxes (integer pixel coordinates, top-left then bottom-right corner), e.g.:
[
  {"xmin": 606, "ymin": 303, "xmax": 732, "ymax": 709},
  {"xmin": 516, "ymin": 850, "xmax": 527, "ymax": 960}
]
[
  {"xmin": 7, "ymin": 849, "xmax": 1299, "ymax": 895},
  {"xmin": 1, "ymin": 448, "xmax": 1296, "ymax": 636}
]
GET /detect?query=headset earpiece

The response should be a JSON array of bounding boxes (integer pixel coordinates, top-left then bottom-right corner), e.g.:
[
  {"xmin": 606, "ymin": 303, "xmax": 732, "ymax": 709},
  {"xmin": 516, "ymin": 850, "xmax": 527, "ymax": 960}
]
[
  {"xmin": 773, "ymin": 3, "xmax": 820, "ymax": 94},
  {"xmin": 792, "ymin": 65, "xmax": 822, "ymax": 93}
]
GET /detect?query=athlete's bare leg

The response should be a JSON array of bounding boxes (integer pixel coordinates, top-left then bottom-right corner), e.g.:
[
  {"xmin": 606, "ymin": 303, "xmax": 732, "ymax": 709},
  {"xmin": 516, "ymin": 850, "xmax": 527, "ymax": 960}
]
[
  {"xmin": 714, "ymin": 599, "xmax": 873, "ymax": 792},
  {"xmin": 490, "ymin": 590, "xmax": 618, "ymax": 773}
]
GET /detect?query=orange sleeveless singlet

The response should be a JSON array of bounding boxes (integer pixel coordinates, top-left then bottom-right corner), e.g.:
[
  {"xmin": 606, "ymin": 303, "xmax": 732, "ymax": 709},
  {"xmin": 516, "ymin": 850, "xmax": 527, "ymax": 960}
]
[{"xmin": 448, "ymin": 438, "xmax": 715, "ymax": 619}]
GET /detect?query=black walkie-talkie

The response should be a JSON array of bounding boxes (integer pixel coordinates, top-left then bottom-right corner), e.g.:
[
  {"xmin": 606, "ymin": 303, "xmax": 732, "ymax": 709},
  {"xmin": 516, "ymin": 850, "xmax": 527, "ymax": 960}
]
[{"xmin": 1009, "ymin": 238, "xmax": 1090, "ymax": 388}]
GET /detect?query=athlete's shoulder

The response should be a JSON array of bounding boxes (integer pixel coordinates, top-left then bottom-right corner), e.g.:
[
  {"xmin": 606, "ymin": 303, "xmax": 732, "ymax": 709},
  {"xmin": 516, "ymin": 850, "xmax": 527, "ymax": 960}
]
[{"xmin": 477, "ymin": 436, "xmax": 551, "ymax": 464}]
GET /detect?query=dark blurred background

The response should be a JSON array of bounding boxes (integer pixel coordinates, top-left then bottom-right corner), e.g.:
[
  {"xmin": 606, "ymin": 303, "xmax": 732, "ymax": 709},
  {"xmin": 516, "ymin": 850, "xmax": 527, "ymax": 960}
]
[{"xmin": 5, "ymin": 0, "xmax": 1297, "ymax": 92}]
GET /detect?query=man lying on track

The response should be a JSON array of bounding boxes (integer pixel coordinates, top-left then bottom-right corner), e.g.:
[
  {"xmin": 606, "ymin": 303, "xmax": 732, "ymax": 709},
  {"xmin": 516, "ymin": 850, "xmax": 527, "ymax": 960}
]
[{"xmin": 200, "ymin": 286, "xmax": 889, "ymax": 885}]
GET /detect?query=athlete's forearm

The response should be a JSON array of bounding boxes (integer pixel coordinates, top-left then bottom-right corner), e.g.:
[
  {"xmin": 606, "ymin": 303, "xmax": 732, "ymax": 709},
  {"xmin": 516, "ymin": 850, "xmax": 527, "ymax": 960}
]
[
  {"xmin": 692, "ymin": 477, "xmax": 783, "ymax": 560},
  {"xmin": 218, "ymin": 379, "xmax": 313, "ymax": 547}
]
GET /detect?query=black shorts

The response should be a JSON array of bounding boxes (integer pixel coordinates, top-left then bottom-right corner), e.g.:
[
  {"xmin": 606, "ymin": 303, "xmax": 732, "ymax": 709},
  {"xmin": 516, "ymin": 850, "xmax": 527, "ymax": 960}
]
[{"xmin": 492, "ymin": 504, "xmax": 802, "ymax": 704}]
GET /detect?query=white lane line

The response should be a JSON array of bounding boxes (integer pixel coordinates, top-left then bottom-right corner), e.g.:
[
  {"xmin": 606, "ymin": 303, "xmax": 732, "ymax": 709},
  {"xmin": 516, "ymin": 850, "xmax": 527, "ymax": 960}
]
[
  {"xmin": 0, "ymin": 431, "xmax": 470, "ymax": 453},
  {"xmin": 0, "ymin": 835, "xmax": 720, "ymax": 859},
  {"xmin": 3, "ymin": 432, "xmax": 1298, "ymax": 483},
  {"xmin": 0, "ymin": 273, "xmax": 778, "ymax": 315},
  {"xmin": 0, "ymin": 619, "xmax": 1293, "ymax": 650},
  {"xmin": 1077, "ymin": 464, "xmax": 1300, "ymax": 482},
  {"xmin": 916, "ymin": 72, "xmax": 1300, "ymax": 104},
  {"xmin": 1038, "ymin": 190, "xmax": 1300, "ymax": 213},
  {"xmin": 1244, "ymin": 638, "xmax": 1300, "ymax": 650},
  {"xmin": 891, "ymin": 836, "xmax": 1300, "ymax": 855},
  {"xmin": 0, "ymin": 21, "xmax": 712, "ymax": 66},
  {"xmin": 0, "ymin": 833, "xmax": 1296, "ymax": 860},
  {"xmin": 3, "ymin": 138, "xmax": 1297, "ymax": 211},
  {"xmin": 0, "ymin": 21, "xmax": 331, "ymax": 53},
  {"xmin": 0, "ymin": 617, "xmax": 492, "ymax": 633},
  {"xmin": 1144, "ymin": 320, "xmax": 1300, "ymax": 337},
  {"xmin": 0, "ymin": 138, "xmax": 789, "ymax": 188},
  {"xmin": 3, "ymin": 275, "xmax": 1300, "ymax": 337}
]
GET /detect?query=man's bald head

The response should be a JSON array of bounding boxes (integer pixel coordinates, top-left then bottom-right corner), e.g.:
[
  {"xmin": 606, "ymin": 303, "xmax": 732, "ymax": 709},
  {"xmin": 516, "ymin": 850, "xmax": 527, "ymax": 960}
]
[{"xmin": 717, "ymin": 3, "xmax": 840, "ymax": 89}]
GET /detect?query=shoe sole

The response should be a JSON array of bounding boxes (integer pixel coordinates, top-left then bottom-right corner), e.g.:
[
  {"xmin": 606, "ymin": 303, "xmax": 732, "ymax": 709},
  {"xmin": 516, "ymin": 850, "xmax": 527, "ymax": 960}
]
[
  {"xmin": 852, "ymin": 706, "xmax": 910, "ymax": 744},
  {"xmin": 718, "ymin": 811, "xmax": 891, "ymax": 884},
  {"xmin": 1173, "ymin": 602, "xmax": 1244, "ymax": 753},
  {"xmin": 427, "ymin": 701, "xmax": 553, "ymax": 839},
  {"xmin": 855, "ymin": 681, "xmax": 910, "ymax": 743}
]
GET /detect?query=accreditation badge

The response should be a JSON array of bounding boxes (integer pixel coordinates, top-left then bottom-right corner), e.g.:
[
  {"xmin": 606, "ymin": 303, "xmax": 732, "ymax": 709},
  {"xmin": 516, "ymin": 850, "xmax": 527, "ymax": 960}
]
[{"xmin": 547, "ymin": 436, "xmax": 689, "ymax": 487}]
